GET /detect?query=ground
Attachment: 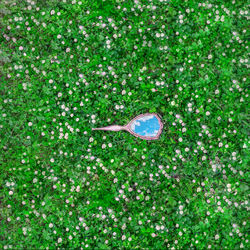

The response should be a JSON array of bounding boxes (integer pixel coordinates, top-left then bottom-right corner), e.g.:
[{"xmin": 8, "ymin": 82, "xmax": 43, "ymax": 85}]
[{"xmin": 0, "ymin": 0, "xmax": 249, "ymax": 249}]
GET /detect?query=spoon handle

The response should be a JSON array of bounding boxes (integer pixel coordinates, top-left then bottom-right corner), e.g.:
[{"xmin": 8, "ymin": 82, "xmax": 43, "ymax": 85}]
[{"xmin": 92, "ymin": 125, "xmax": 126, "ymax": 131}]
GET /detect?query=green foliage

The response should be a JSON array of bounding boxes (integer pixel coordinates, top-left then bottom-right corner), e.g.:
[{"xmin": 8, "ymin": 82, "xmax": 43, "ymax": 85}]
[{"xmin": 0, "ymin": 0, "xmax": 249, "ymax": 249}]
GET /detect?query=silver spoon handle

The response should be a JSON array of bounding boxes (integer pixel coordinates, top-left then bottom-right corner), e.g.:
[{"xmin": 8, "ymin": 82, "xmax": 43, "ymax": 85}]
[{"xmin": 92, "ymin": 125, "xmax": 126, "ymax": 131}]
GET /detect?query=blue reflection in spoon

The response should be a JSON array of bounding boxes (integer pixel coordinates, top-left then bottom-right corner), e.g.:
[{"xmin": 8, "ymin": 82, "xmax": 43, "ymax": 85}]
[{"xmin": 130, "ymin": 115, "xmax": 160, "ymax": 137}]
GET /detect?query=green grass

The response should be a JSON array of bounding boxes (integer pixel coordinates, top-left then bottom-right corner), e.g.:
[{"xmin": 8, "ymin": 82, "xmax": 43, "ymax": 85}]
[{"xmin": 0, "ymin": 0, "xmax": 249, "ymax": 249}]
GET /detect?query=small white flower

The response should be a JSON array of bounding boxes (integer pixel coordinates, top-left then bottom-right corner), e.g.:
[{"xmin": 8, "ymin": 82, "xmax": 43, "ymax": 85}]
[
  {"xmin": 28, "ymin": 122, "xmax": 33, "ymax": 126},
  {"xmin": 50, "ymin": 158, "xmax": 54, "ymax": 163},
  {"xmin": 49, "ymin": 223, "xmax": 53, "ymax": 228},
  {"xmin": 58, "ymin": 238, "xmax": 62, "ymax": 243}
]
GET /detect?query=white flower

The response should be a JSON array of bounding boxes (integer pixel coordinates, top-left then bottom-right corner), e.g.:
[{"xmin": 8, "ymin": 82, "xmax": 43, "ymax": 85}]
[
  {"xmin": 58, "ymin": 238, "xmax": 62, "ymax": 243},
  {"xmin": 215, "ymin": 234, "xmax": 219, "ymax": 240},
  {"xmin": 50, "ymin": 158, "xmax": 54, "ymax": 163},
  {"xmin": 49, "ymin": 223, "xmax": 53, "ymax": 228},
  {"xmin": 51, "ymin": 10, "xmax": 55, "ymax": 15},
  {"xmin": 28, "ymin": 122, "xmax": 33, "ymax": 126}
]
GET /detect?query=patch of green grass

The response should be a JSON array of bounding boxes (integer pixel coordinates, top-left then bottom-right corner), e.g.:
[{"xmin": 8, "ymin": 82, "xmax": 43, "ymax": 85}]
[{"xmin": 0, "ymin": 0, "xmax": 249, "ymax": 249}]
